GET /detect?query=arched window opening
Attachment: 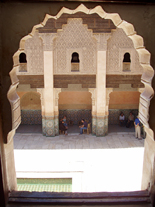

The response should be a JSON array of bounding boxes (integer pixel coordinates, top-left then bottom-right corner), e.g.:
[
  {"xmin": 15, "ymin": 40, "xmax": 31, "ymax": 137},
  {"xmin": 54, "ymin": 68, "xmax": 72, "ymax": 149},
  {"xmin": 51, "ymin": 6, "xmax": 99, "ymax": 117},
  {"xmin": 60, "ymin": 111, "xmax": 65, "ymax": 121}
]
[
  {"xmin": 71, "ymin": 52, "xmax": 80, "ymax": 72},
  {"xmin": 19, "ymin": 52, "xmax": 27, "ymax": 72},
  {"xmin": 19, "ymin": 53, "xmax": 27, "ymax": 63},
  {"xmin": 123, "ymin": 52, "xmax": 131, "ymax": 71},
  {"xmin": 71, "ymin": 52, "xmax": 80, "ymax": 63},
  {"xmin": 123, "ymin": 53, "xmax": 131, "ymax": 63}
]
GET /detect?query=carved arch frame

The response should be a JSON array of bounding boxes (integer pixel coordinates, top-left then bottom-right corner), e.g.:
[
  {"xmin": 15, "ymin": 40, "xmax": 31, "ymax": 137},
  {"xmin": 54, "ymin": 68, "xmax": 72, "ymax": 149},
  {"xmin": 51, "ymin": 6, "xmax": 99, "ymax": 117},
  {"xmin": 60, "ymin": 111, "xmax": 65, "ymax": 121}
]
[{"xmin": 7, "ymin": 4, "xmax": 154, "ymax": 144}]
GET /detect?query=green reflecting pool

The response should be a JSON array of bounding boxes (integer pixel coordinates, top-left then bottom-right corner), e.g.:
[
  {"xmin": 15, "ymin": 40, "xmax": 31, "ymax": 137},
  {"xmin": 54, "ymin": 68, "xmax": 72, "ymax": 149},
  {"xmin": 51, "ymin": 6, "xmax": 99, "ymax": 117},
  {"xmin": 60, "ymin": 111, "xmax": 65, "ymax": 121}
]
[{"xmin": 17, "ymin": 178, "xmax": 72, "ymax": 192}]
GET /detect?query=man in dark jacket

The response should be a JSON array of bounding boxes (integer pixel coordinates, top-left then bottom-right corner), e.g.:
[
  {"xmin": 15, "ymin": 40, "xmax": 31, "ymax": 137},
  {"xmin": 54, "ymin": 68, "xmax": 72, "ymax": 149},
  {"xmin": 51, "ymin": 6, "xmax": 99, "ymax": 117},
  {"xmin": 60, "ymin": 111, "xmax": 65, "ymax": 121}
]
[{"xmin": 79, "ymin": 119, "xmax": 88, "ymax": 134}]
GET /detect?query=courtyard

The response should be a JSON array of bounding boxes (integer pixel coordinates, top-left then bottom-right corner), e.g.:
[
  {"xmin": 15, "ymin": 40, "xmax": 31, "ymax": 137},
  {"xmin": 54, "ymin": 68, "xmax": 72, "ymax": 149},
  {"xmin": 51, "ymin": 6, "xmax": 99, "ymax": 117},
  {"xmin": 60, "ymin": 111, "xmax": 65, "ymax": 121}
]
[{"xmin": 13, "ymin": 127, "xmax": 145, "ymax": 193}]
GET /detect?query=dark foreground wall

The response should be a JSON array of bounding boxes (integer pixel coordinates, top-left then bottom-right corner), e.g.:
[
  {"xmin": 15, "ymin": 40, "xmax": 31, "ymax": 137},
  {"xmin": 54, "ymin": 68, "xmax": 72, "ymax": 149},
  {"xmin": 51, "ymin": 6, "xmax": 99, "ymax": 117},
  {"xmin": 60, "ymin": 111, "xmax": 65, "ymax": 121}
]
[{"xmin": 0, "ymin": 1, "xmax": 155, "ymax": 206}]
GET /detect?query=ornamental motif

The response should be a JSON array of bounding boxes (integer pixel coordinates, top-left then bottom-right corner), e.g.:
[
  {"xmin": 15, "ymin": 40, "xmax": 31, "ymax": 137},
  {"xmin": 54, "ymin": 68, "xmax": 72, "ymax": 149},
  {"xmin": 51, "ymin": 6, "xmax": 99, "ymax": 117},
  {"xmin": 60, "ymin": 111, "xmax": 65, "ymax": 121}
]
[
  {"xmin": 107, "ymin": 28, "xmax": 143, "ymax": 74},
  {"xmin": 25, "ymin": 32, "xmax": 44, "ymax": 75},
  {"xmin": 53, "ymin": 18, "xmax": 97, "ymax": 74}
]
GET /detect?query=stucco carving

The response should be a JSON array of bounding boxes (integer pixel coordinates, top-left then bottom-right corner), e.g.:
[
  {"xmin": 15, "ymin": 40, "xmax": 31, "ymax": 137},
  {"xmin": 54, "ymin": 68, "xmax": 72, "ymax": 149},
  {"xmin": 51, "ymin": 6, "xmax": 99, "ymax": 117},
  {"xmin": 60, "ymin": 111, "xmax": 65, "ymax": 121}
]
[
  {"xmin": 37, "ymin": 88, "xmax": 45, "ymax": 116},
  {"xmin": 94, "ymin": 33, "xmax": 111, "ymax": 51},
  {"xmin": 53, "ymin": 18, "xmax": 97, "ymax": 74},
  {"xmin": 107, "ymin": 28, "xmax": 143, "ymax": 74},
  {"xmin": 39, "ymin": 33, "xmax": 56, "ymax": 51},
  {"xmin": 18, "ymin": 32, "xmax": 44, "ymax": 75},
  {"xmin": 106, "ymin": 88, "xmax": 113, "ymax": 106},
  {"xmin": 89, "ymin": 88, "xmax": 96, "ymax": 106},
  {"xmin": 54, "ymin": 88, "xmax": 61, "ymax": 107}
]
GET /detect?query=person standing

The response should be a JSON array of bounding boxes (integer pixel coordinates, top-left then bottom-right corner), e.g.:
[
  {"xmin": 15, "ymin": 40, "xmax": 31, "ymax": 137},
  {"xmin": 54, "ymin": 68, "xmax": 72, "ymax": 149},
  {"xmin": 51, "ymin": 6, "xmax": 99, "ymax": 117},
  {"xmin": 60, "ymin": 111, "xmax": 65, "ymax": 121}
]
[{"xmin": 134, "ymin": 116, "xmax": 142, "ymax": 140}]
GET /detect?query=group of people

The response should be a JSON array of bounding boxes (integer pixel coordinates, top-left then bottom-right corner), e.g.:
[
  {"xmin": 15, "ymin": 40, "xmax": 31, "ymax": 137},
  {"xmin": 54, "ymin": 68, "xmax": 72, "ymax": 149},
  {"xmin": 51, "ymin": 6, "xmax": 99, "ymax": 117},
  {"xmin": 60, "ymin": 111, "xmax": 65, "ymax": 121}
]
[
  {"xmin": 119, "ymin": 112, "xmax": 134, "ymax": 128},
  {"xmin": 59, "ymin": 116, "xmax": 88, "ymax": 135},
  {"xmin": 119, "ymin": 112, "xmax": 145, "ymax": 140},
  {"xmin": 59, "ymin": 113, "xmax": 145, "ymax": 139}
]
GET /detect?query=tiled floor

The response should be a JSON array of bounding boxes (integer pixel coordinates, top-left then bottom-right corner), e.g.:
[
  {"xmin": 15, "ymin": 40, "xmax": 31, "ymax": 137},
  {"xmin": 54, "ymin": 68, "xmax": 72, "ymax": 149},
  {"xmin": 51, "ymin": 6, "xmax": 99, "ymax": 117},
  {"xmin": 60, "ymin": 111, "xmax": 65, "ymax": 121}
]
[
  {"xmin": 13, "ymin": 127, "xmax": 145, "ymax": 192},
  {"xmin": 14, "ymin": 131, "xmax": 144, "ymax": 150}
]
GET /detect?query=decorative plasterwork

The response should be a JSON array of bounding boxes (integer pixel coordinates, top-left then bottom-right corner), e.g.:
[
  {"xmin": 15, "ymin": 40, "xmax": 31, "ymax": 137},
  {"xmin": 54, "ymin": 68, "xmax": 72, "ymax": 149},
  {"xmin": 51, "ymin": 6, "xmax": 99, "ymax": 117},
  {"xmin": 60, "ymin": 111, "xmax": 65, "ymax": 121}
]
[
  {"xmin": 18, "ymin": 31, "xmax": 44, "ymax": 75},
  {"xmin": 93, "ymin": 33, "xmax": 111, "ymax": 51},
  {"xmin": 106, "ymin": 88, "xmax": 113, "ymax": 106},
  {"xmin": 8, "ymin": 4, "xmax": 154, "ymax": 143},
  {"xmin": 53, "ymin": 18, "xmax": 97, "ymax": 74},
  {"xmin": 88, "ymin": 88, "xmax": 96, "ymax": 106},
  {"xmin": 107, "ymin": 28, "xmax": 143, "ymax": 74},
  {"xmin": 37, "ymin": 88, "xmax": 45, "ymax": 116},
  {"xmin": 54, "ymin": 88, "xmax": 61, "ymax": 107},
  {"xmin": 39, "ymin": 33, "xmax": 57, "ymax": 51}
]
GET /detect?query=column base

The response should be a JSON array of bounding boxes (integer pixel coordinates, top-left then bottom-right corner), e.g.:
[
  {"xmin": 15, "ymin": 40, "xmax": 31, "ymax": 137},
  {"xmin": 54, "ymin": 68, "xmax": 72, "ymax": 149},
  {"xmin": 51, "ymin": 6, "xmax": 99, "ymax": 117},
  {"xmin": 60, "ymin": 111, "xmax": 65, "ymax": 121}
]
[
  {"xmin": 42, "ymin": 117, "xmax": 55, "ymax": 137},
  {"xmin": 96, "ymin": 115, "xmax": 108, "ymax": 136},
  {"xmin": 54, "ymin": 116, "xmax": 59, "ymax": 136},
  {"xmin": 92, "ymin": 116, "xmax": 97, "ymax": 135}
]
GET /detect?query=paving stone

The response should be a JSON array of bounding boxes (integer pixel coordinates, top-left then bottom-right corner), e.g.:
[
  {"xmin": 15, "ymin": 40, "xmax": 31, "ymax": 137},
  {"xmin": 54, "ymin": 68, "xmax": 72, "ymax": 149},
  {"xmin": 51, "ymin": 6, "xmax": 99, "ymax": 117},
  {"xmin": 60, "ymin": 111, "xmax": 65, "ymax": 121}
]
[{"xmin": 13, "ymin": 131, "xmax": 144, "ymax": 150}]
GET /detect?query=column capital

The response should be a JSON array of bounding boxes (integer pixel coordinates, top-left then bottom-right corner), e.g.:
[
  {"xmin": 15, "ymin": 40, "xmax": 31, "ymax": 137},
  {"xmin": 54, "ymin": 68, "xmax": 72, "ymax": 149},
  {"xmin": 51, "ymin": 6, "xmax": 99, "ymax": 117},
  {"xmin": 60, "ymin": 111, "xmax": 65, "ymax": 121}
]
[
  {"xmin": 39, "ymin": 33, "xmax": 56, "ymax": 51},
  {"xmin": 93, "ymin": 33, "xmax": 111, "ymax": 51},
  {"xmin": 88, "ymin": 88, "xmax": 96, "ymax": 106},
  {"xmin": 106, "ymin": 88, "xmax": 113, "ymax": 106},
  {"xmin": 54, "ymin": 88, "xmax": 61, "ymax": 107}
]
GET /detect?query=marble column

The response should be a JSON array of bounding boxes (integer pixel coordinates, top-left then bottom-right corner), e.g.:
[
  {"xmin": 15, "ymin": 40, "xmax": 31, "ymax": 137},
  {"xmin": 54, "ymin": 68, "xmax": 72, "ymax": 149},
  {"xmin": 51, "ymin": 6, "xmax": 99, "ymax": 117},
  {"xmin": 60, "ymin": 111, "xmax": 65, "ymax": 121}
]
[
  {"xmin": 89, "ymin": 88, "xmax": 97, "ymax": 135},
  {"xmin": 37, "ymin": 88, "xmax": 46, "ymax": 135},
  {"xmin": 43, "ymin": 51, "xmax": 55, "ymax": 136},
  {"xmin": 105, "ymin": 88, "xmax": 113, "ymax": 135},
  {"xmin": 96, "ymin": 51, "xmax": 107, "ymax": 136},
  {"xmin": 54, "ymin": 88, "xmax": 61, "ymax": 136}
]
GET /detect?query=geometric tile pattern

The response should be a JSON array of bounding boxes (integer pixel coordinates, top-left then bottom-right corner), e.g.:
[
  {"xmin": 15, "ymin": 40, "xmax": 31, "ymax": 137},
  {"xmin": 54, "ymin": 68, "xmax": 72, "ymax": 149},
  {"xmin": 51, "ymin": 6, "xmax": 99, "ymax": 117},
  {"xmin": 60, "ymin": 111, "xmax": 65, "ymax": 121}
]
[
  {"xmin": 54, "ymin": 117, "xmax": 59, "ymax": 136},
  {"xmin": 45, "ymin": 118, "xmax": 55, "ymax": 137},
  {"xmin": 92, "ymin": 116, "xmax": 96, "ymax": 135},
  {"xmin": 42, "ymin": 118, "xmax": 46, "ymax": 135},
  {"xmin": 42, "ymin": 117, "xmax": 55, "ymax": 137},
  {"xmin": 96, "ymin": 115, "xmax": 108, "ymax": 136},
  {"xmin": 21, "ymin": 110, "xmax": 42, "ymax": 125}
]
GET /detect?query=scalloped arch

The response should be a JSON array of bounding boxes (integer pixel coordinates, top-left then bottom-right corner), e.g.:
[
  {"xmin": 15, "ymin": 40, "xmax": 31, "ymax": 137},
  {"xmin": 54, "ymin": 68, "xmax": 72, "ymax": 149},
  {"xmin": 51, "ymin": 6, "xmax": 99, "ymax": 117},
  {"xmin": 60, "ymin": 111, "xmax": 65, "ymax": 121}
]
[{"xmin": 7, "ymin": 4, "xmax": 154, "ymax": 143}]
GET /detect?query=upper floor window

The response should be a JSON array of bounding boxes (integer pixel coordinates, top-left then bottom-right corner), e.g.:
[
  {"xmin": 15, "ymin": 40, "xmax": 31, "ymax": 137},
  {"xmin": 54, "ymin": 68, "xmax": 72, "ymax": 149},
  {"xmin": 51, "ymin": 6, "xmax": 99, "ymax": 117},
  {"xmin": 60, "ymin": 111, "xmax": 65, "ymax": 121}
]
[
  {"xmin": 19, "ymin": 52, "xmax": 27, "ymax": 63},
  {"xmin": 71, "ymin": 52, "xmax": 80, "ymax": 63},
  {"xmin": 19, "ymin": 52, "xmax": 27, "ymax": 72},
  {"xmin": 71, "ymin": 52, "xmax": 80, "ymax": 72},
  {"xmin": 123, "ymin": 52, "xmax": 131, "ymax": 71}
]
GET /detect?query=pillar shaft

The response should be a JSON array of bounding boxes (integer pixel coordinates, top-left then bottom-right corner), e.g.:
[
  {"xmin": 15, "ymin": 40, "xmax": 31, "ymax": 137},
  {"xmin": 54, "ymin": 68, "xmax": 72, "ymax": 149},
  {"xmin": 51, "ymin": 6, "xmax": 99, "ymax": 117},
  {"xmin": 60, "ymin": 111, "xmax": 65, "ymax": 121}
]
[
  {"xmin": 43, "ymin": 51, "xmax": 55, "ymax": 136},
  {"xmin": 96, "ymin": 51, "xmax": 107, "ymax": 136}
]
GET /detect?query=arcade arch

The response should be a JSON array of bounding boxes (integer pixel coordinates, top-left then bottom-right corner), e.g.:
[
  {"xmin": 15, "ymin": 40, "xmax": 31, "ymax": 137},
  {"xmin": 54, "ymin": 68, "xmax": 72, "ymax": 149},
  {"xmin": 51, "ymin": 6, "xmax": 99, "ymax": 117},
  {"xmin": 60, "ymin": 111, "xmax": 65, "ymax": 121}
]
[{"xmin": 59, "ymin": 91, "xmax": 92, "ymax": 133}]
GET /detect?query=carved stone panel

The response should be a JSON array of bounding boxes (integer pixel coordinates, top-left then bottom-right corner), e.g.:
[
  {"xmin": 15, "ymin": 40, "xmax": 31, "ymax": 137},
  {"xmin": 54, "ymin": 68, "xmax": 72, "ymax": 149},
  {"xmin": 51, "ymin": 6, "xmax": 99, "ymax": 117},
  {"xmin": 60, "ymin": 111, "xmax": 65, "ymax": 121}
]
[
  {"xmin": 24, "ymin": 32, "xmax": 44, "ymax": 75},
  {"xmin": 107, "ymin": 28, "xmax": 143, "ymax": 74},
  {"xmin": 53, "ymin": 18, "xmax": 97, "ymax": 74}
]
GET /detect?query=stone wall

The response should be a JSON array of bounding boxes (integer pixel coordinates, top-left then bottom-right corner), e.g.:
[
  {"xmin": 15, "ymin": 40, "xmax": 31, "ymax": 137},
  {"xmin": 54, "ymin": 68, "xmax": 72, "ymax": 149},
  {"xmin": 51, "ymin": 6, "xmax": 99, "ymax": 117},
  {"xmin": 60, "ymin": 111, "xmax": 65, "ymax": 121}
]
[
  {"xmin": 109, "ymin": 91, "xmax": 140, "ymax": 109},
  {"xmin": 59, "ymin": 91, "xmax": 92, "ymax": 110}
]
